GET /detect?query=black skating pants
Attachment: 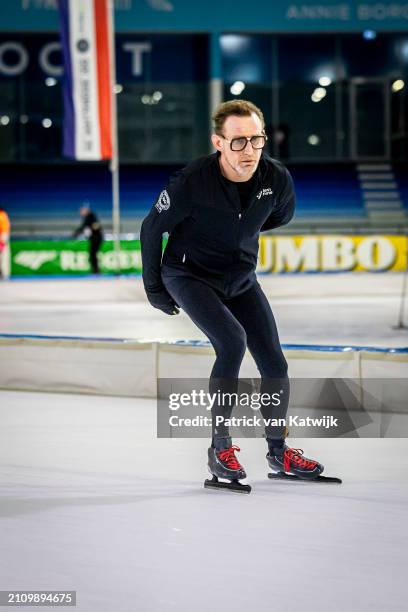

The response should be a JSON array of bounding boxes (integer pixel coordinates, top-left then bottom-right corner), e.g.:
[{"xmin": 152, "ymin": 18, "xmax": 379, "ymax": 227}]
[
  {"xmin": 89, "ymin": 234, "xmax": 103, "ymax": 274},
  {"xmin": 162, "ymin": 275, "xmax": 289, "ymax": 447}
]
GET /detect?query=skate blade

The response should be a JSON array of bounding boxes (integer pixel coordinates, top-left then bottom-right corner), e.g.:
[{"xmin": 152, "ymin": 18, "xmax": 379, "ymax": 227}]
[
  {"xmin": 204, "ymin": 477, "xmax": 251, "ymax": 494},
  {"xmin": 268, "ymin": 472, "xmax": 342, "ymax": 484}
]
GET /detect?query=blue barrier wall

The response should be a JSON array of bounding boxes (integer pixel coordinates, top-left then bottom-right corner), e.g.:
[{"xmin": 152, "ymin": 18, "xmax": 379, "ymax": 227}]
[{"xmin": 0, "ymin": 162, "xmax": 373, "ymax": 224}]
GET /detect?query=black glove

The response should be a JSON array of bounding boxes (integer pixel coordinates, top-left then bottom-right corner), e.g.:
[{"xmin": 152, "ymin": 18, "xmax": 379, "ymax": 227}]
[{"xmin": 146, "ymin": 287, "xmax": 180, "ymax": 316}]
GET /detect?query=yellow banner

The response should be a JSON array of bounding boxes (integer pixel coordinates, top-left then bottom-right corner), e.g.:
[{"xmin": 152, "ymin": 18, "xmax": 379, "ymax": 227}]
[{"xmin": 258, "ymin": 235, "xmax": 408, "ymax": 273}]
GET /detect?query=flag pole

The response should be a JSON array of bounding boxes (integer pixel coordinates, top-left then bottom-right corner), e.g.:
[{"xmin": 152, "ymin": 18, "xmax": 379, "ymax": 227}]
[{"xmin": 107, "ymin": 0, "xmax": 121, "ymax": 275}]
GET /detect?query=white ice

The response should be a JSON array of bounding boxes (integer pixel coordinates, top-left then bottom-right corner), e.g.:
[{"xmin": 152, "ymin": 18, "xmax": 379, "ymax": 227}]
[
  {"xmin": 0, "ymin": 390, "xmax": 407, "ymax": 612},
  {"xmin": 0, "ymin": 273, "xmax": 408, "ymax": 347},
  {"xmin": 0, "ymin": 273, "xmax": 407, "ymax": 611}
]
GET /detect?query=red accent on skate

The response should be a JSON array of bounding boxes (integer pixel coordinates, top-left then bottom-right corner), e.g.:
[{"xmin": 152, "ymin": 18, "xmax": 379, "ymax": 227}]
[
  {"xmin": 283, "ymin": 447, "xmax": 317, "ymax": 473},
  {"xmin": 218, "ymin": 445, "xmax": 242, "ymax": 470}
]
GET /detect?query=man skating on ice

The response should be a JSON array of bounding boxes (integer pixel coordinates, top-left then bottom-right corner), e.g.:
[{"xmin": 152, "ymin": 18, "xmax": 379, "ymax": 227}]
[{"xmin": 141, "ymin": 100, "xmax": 325, "ymax": 489}]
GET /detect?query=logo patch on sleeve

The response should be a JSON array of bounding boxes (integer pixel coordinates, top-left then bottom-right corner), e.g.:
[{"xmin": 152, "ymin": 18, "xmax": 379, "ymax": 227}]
[
  {"xmin": 256, "ymin": 187, "xmax": 274, "ymax": 200},
  {"xmin": 155, "ymin": 189, "xmax": 171, "ymax": 213}
]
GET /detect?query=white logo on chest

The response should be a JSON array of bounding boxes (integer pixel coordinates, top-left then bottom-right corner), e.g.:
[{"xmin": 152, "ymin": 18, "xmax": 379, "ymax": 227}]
[
  {"xmin": 256, "ymin": 187, "xmax": 274, "ymax": 199},
  {"xmin": 155, "ymin": 189, "xmax": 170, "ymax": 213}
]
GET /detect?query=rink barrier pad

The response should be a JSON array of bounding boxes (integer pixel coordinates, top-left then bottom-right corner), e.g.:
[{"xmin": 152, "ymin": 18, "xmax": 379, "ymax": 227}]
[
  {"xmin": 0, "ymin": 333, "xmax": 407, "ymax": 399},
  {"xmin": 0, "ymin": 334, "xmax": 157, "ymax": 398}
]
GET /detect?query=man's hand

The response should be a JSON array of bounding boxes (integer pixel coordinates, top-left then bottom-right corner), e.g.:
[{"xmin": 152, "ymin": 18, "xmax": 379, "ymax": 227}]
[{"xmin": 146, "ymin": 287, "xmax": 180, "ymax": 315}]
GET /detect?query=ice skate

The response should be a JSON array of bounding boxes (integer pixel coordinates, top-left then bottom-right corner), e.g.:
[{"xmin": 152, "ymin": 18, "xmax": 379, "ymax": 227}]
[
  {"xmin": 267, "ymin": 444, "xmax": 342, "ymax": 484},
  {"xmin": 204, "ymin": 445, "xmax": 251, "ymax": 494}
]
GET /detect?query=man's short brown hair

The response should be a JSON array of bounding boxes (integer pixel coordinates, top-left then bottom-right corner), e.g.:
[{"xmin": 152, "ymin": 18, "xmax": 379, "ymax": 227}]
[{"xmin": 212, "ymin": 100, "xmax": 265, "ymax": 135}]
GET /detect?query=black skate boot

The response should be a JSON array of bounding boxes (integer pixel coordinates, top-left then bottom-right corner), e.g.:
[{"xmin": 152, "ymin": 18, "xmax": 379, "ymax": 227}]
[
  {"xmin": 267, "ymin": 444, "xmax": 323, "ymax": 480},
  {"xmin": 204, "ymin": 445, "xmax": 251, "ymax": 494},
  {"xmin": 267, "ymin": 444, "xmax": 342, "ymax": 484}
]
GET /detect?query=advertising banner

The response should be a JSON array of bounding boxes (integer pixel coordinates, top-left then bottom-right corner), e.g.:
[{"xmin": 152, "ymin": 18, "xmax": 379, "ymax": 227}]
[
  {"xmin": 58, "ymin": 0, "xmax": 113, "ymax": 160},
  {"xmin": 258, "ymin": 235, "xmax": 408, "ymax": 273},
  {"xmin": 2, "ymin": 1, "xmax": 408, "ymax": 33},
  {"xmin": 9, "ymin": 235, "xmax": 408, "ymax": 276},
  {"xmin": 11, "ymin": 239, "xmax": 142, "ymax": 276}
]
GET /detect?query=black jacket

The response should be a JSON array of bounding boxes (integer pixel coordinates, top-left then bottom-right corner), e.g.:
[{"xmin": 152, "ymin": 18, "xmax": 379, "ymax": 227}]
[
  {"xmin": 140, "ymin": 152, "xmax": 295, "ymax": 298},
  {"xmin": 73, "ymin": 211, "xmax": 103, "ymax": 240}
]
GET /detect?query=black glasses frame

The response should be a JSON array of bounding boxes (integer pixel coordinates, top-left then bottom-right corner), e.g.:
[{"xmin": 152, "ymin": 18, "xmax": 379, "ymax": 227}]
[{"xmin": 220, "ymin": 134, "xmax": 268, "ymax": 151}]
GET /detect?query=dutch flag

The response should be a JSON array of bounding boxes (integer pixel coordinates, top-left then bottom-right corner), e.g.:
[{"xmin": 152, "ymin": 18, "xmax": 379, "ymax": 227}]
[{"xmin": 58, "ymin": 0, "xmax": 113, "ymax": 160}]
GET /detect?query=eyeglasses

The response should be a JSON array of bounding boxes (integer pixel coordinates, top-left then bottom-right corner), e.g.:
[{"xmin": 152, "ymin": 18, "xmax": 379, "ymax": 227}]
[{"xmin": 220, "ymin": 134, "xmax": 268, "ymax": 152}]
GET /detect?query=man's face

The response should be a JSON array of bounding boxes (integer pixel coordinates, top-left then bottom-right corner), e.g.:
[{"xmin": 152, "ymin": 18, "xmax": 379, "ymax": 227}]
[
  {"xmin": 79, "ymin": 206, "xmax": 89, "ymax": 217},
  {"xmin": 211, "ymin": 112, "xmax": 264, "ymax": 179}
]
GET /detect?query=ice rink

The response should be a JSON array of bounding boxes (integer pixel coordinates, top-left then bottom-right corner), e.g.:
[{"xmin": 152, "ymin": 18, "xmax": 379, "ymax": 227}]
[
  {"xmin": 1, "ymin": 272, "xmax": 408, "ymax": 347},
  {"xmin": 0, "ymin": 272, "xmax": 408, "ymax": 611},
  {"xmin": 1, "ymin": 390, "xmax": 407, "ymax": 612}
]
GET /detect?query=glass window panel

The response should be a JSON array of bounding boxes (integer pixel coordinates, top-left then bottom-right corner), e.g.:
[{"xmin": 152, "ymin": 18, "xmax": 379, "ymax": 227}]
[
  {"xmin": 221, "ymin": 34, "xmax": 272, "ymax": 83},
  {"xmin": 278, "ymin": 82, "xmax": 336, "ymax": 159},
  {"xmin": 341, "ymin": 34, "xmax": 395, "ymax": 78},
  {"xmin": 278, "ymin": 35, "xmax": 336, "ymax": 83},
  {"xmin": 117, "ymin": 82, "xmax": 208, "ymax": 162},
  {"xmin": 277, "ymin": 35, "xmax": 336, "ymax": 159}
]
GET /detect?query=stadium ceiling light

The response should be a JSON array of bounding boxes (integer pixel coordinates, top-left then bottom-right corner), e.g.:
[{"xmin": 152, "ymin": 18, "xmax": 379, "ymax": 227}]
[
  {"xmin": 114, "ymin": 84, "xmax": 123, "ymax": 94},
  {"xmin": 141, "ymin": 93, "xmax": 161, "ymax": 105},
  {"xmin": 391, "ymin": 79, "xmax": 405, "ymax": 93},
  {"xmin": 0, "ymin": 115, "xmax": 10, "ymax": 126},
  {"xmin": 315, "ymin": 87, "xmax": 327, "ymax": 98},
  {"xmin": 363, "ymin": 30, "xmax": 377, "ymax": 40},
  {"xmin": 42, "ymin": 118, "xmax": 52, "ymax": 128},
  {"xmin": 319, "ymin": 76, "xmax": 332, "ymax": 87},
  {"xmin": 311, "ymin": 87, "xmax": 326, "ymax": 102},
  {"xmin": 20, "ymin": 114, "xmax": 29, "ymax": 124},
  {"xmin": 230, "ymin": 81, "xmax": 246, "ymax": 96},
  {"xmin": 399, "ymin": 41, "xmax": 408, "ymax": 61},
  {"xmin": 220, "ymin": 35, "xmax": 249, "ymax": 53},
  {"xmin": 308, "ymin": 134, "xmax": 320, "ymax": 146},
  {"xmin": 45, "ymin": 77, "xmax": 57, "ymax": 87}
]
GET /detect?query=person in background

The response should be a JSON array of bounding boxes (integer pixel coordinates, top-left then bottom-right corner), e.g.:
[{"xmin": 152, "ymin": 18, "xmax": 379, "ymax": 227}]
[
  {"xmin": 72, "ymin": 203, "xmax": 104, "ymax": 274},
  {"xmin": 0, "ymin": 206, "xmax": 11, "ymax": 280}
]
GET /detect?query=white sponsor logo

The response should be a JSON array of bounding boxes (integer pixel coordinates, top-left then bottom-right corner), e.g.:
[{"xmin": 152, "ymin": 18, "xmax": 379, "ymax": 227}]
[
  {"xmin": 0, "ymin": 38, "xmax": 150, "ymax": 78},
  {"xmin": 14, "ymin": 251, "xmax": 57, "ymax": 270},
  {"xmin": 59, "ymin": 249, "xmax": 142, "ymax": 271},
  {"xmin": 256, "ymin": 187, "xmax": 274, "ymax": 200},
  {"xmin": 286, "ymin": 4, "xmax": 350, "ymax": 20},
  {"xmin": 148, "ymin": 0, "xmax": 174, "ymax": 12},
  {"xmin": 155, "ymin": 189, "xmax": 171, "ymax": 213},
  {"xmin": 358, "ymin": 3, "xmax": 408, "ymax": 20}
]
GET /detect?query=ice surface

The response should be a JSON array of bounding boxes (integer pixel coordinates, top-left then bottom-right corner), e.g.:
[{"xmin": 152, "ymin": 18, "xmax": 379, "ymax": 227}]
[
  {"xmin": 0, "ymin": 273, "xmax": 407, "ymax": 610},
  {"xmin": 0, "ymin": 390, "xmax": 407, "ymax": 612},
  {"xmin": 0, "ymin": 273, "xmax": 408, "ymax": 348}
]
